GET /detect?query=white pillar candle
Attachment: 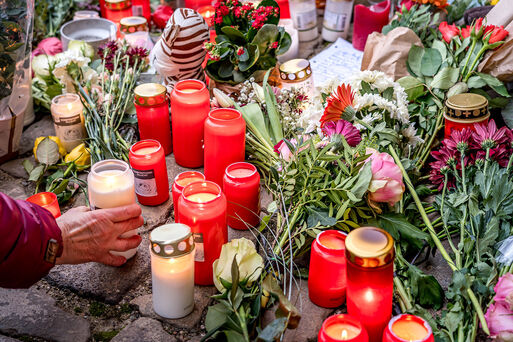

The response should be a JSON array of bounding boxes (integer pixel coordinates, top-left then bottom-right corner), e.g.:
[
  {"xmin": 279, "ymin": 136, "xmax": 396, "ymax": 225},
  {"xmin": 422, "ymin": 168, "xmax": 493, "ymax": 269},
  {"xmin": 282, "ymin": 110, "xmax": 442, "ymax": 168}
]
[
  {"xmin": 50, "ymin": 94, "xmax": 87, "ymax": 152},
  {"xmin": 322, "ymin": 0, "xmax": 354, "ymax": 42},
  {"xmin": 289, "ymin": 0, "xmax": 319, "ymax": 42},
  {"xmin": 88, "ymin": 159, "xmax": 139, "ymax": 259},
  {"xmin": 150, "ymin": 223, "xmax": 195, "ymax": 319}
]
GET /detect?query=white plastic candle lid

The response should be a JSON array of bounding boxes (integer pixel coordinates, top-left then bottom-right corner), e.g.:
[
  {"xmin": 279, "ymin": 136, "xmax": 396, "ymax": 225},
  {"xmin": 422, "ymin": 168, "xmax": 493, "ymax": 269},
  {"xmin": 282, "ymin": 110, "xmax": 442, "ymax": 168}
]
[{"xmin": 150, "ymin": 223, "xmax": 194, "ymax": 258}]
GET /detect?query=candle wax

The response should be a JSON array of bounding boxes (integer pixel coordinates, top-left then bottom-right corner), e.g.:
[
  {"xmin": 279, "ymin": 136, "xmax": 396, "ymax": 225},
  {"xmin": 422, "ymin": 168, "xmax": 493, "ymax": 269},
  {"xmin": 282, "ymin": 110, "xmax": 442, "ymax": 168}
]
[
  {"xmin": 392, "ymin": 320, "xmax": 428, "ymax": 341},
  {"xmin": 176, "ymin": 177, "xmax": 205, "ymax": 187},
  {"xmin": 180, "ymin": 88, "xmax": 199, "ymax": 93},
  {"xmin": 319, "ymin": 234, "xmax": 345, "ymax": 250},
  {"xmin": 187, "ymin": 192, "xmax": 217, "ymax": 203},
  {"xmin": 325, "ymin": 323, "xmax": 361, "ymax": 340},
  {"xmin": 228, "ymin": 168, "xmax": 254, "ymax": 178},
  {"xmin": 134, "ymin": 146, "xmax": 159, "ymax": 155}
]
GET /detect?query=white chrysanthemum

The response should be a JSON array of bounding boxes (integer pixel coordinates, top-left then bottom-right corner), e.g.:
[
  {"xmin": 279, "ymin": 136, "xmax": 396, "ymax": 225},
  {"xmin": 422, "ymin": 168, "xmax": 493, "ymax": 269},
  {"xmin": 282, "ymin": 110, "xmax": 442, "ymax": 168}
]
[
  {"xmin": 402, "ymin": 124, "xmax": 424, "ymax": 147},
  {"xmin": 354, "ymin": 112, "xmax": 382, "ymax": 131},
  {"xmin": 298, "ymin": 100, "xmax": 324, "ymax": 133}
]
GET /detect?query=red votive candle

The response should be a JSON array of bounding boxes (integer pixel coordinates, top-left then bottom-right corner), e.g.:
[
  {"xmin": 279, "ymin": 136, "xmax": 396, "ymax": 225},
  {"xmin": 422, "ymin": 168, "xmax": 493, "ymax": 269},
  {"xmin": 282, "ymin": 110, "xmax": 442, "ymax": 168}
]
[
  {"xmin": 172, "ymin": 171, "xmax": 206, "ymax": 220},
  {"xmin": 184, "ymin": 0, "xmax": 212, "ymax": 10},
  {"xmin": 352, "ymin": 0, "xmax": 390, "ymax": 51},
  {"xmin": 204, "ymin": 108, "xmax": 246, "ymax": 186},
  {"xmin": 278, "ymin": 0, "xmax": 291, "ymax": 19},
  {"xmin": 223, "ymin": 162, "xmax": 260, "ymax": 230},
  {"xmin": 198, "ymin": 5, "xmax": 215, "ymax": 22},
  {"xmin": 134, "ymin": 83, "xmax": 172, "ymax": 155},
  {"xmin": 318, "ymin": 314, "xmax": 369, "ymax": 342},
  {"xmin": 383, "ymin": 314, "xmax": 434, "ymax": 342},
  {"xmin": 131, "ymin": 0, "xmax": 150, "ymax": 22},
  {"xmin": 308, "ymin": 230, "xmax": 347, "ymax": 308},
  {"xmin": 177, "ymin": 181, "xmax": 227, "ymax": 285},
  {"xmin": 171, "ymin": 79, "xmax": 210, "ymax": 168},
  {"xmin": 129, "ymin": 140, "xmax": 169, "ymax": 206},
  {"xmin": 346, "ymin": 227, "xmax": 394, "ymax": 342},
  {"xmin": 27, "ymin": 192, "xmax": 61, "ymax": 219},
  {"xmin": 444, "ymin": 93, "xmax": 489, "ymax": 139},
  {"xmin": 104, "ymin": 0, "xmax": 133, "ymax": 37}
]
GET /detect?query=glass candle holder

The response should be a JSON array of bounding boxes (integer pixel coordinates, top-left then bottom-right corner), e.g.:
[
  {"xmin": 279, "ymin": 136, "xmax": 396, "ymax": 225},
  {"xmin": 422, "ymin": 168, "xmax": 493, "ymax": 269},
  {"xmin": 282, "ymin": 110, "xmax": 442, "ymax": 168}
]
[
  {"xmin": 73, "ymin": 10, "xmax": 100, "ymax": 20},
  {"xmin": 26, "ymin": 192, "xmax": 61, "ymax": 218},
  {"xmin": 198, "ymin": 5, "xmax": 215, "ymax": 23},
  {"xmin": 88, "ymin": 159, "xmax": 139, "ymax": 259},
  {"xmin": 444, "ymin": 93, "xmax": 489, "ymax": 139},
  {"xmin": 289, "ymin": 0, "xmax": 319, "ymax": 42},
  {"xmin": 308, "ymin": 230, "xmax": 347, "ymax": 308},
  {"xmin": 131, "ymin": 0, "xmax": 151, "ymax": 22},
  {"xmin": 383, "ymin": 314, "xmax": 434, "ymax": 342},
  {"xmin": 150, "ymin": 223, "xmax": 195, "ymax": 319},
  {"xmin": 129, "ymin": 140, "xmax": 170, "ymax": 206},
  {"xmin": 105, "ymin": 0, "xmax": 133, "ymax": 37},
  {"xmin": 50, "ymin": 94, "xmax": 86, "ymax": 152},
  {"xmin": 346, "ymin": 227, "xmax": 395, "ymax": 342},
  {"xmin": 134, "ymin": 83, "xmax": 172, "ymax": 155},
  {"xmin": 352, "ymin": 0, "xmax": 390, "ymax": 51},
  {"xmin": 177, "ymin": 181, "xmax": 227, "ymax": 285},
  {"xmin": 318, "ymin": 314, "xmax": 369, "ymax": 342},
  {"xmin": 171, "ymin": 79, "xmax": 210, "ymax": 168},
  {"xmin": 278, "ymin": 0, "xmax": 291, "ymax": 19},
  {"xmin": 223, "ymin": 162, "xmax": 260, "ymax": 230},
  {"xmin": 322, "ymin": 0, "xmax": 354, "ymax": 42},
  {"xmin": 279, "ymin": 59, "xmax": 315, "ymax": 99},
  {"xmin": 204, "ymin": 108, "xmax": 246, "ymax": 186},
  {"xmin": 172, "ymin": 171, "xmax": 206, "ymax": 221}
]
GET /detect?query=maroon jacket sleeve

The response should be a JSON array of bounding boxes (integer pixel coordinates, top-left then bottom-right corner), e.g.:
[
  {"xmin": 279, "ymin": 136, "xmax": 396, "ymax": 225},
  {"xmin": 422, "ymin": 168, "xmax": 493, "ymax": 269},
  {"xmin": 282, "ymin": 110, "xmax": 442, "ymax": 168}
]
[{"xmin": 0, "ymin": 192, "xmax": 63, "ymax": 288}]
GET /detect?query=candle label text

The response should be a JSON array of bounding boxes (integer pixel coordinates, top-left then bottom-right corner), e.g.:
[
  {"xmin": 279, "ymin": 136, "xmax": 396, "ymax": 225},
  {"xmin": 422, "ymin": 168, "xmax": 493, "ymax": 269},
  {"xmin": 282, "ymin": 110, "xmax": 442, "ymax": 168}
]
[
  {"xmin": 133, "ymin": 168, "xmax": 158, "ymax": 197},
  {"xmin": 52, "ymin": 114, "xmax": 85, "ymax": 142},
  {"xmin": 294, "ymin": 9, "xmax": 317, "ymax": 30},
  {"xmin": 323, "ymin": 11, "xmax": 348, "ymax": 32},
  {"xmin": 193, "ymin": 233, "xmax": 205, "ymax": 262},
  {"xmin": 132, "ymin": 5, "xmax": 143, "ymax": 16}
]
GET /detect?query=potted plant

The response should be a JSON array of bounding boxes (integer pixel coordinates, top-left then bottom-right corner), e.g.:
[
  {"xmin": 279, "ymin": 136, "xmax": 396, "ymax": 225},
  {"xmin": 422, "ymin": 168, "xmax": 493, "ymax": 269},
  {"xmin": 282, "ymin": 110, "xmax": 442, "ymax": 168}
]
[{"xmin": 204, "ymin": 0, "xmax": 291, "ymax": 87}]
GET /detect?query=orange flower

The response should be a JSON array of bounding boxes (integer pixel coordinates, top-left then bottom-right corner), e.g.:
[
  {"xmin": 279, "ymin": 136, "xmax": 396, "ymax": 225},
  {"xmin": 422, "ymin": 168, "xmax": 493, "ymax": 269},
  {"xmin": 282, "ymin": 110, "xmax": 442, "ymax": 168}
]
[
  {"xmin": 320, "ymin": 84, "xmax": 354, "ymax": 128},
  {"xmin": 414, "ymin": 0, "xmax": 448, "ymax": 9}
]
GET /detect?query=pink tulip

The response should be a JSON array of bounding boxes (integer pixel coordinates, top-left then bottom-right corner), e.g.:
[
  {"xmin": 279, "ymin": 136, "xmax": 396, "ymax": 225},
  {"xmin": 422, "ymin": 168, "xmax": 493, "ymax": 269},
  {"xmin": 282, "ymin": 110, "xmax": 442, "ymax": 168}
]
[
  {"xmin": 495, "ymin": 273, "xmax": 513, "ymax": 311},
  {"xmin": 32, "ymin": 37, "xmax": 63, "ymax": 58},
  {"xmin": 365, "ymin": 148, "xmax": 405, "ymax": 206},
  {"xmin": 485, "ymin": 302, "xmax": 513, "ymax": 340}
]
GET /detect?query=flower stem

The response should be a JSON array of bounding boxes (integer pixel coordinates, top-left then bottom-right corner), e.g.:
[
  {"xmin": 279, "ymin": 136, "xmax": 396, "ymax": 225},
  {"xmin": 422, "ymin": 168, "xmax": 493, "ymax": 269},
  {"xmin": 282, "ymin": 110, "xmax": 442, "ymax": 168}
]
[
  {"xmin": 464, "ymin": 45, "xmax": 488, "ymax": 82},
  {"xmin": 461, "ymin": 38, "xmax": 477, "ymax": 80}
]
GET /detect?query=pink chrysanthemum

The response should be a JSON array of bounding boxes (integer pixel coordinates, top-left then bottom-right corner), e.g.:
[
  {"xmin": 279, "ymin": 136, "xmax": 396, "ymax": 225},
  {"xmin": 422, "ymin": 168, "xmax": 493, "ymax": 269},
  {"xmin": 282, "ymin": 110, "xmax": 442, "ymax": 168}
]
[{"xmin": 322, "ymin": 119, "xmax": 361, "ymax": 147}]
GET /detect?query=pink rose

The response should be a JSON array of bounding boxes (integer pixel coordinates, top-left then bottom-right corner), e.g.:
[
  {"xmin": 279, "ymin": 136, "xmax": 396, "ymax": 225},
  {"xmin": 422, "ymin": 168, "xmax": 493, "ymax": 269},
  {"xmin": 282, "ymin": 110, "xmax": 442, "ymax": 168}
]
[
  {"xmin": 365, "ymin": 148, "xmax": 405, "ymax": 206},
  {"xmin": 485, "ymin": 302, "xmax": 513, "ymax": 340},
  {"xmin": 274, "ymin": 139, "xmax": 295, "ymax": 162},
  {"xmin": 32, "ymin": 37, "xmax": 63, "ymax": 58},
  {"xmin": 495, "ymin": 274, "xmax": 513, "ymax": 311}
]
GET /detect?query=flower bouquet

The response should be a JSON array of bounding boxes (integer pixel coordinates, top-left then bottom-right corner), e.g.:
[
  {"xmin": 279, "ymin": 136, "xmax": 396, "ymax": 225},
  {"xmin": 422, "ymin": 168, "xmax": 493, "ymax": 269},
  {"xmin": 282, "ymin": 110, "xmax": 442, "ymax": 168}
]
[{"xmin": 204, "ymin": 0, "xmax": 291, "ymax": 85}]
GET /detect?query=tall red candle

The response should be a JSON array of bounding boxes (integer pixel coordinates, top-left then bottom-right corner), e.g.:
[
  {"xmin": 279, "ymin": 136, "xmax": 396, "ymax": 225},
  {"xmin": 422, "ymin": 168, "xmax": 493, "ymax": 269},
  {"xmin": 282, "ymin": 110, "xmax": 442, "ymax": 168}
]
[
  {"xmin": 172, "ymin": 171, "xmax": 206, "ymax": 220},
  {"xmin": 99, "ymin": 0, "xmax": 107, "ymax": 17},
  {"xmin": 223, "ymin": 162, "xmax": 260, "ymax": 230},
  {"xmin": 383, "ymin": 314, "xmax": 434, "ymax": 342},
  {"xmin": 318, "ymin": 314, "xmax": 369, "ymax": 342},
  {"xmin": 346, "ymin": 227, "xmax": 394, "ymax": 342},
  {"xmin": 134, "ymin": 83, "xmax": 172, "ymax": 155},
  {"xmin": 278, "ymin": 0, "xmax": 291, "ymax": 19},
  {"xmin": 184, "ymin": 0, "xmax": 212, "ymax": 10},
  {"xmin": 131, "ymin": 0, "xmax": 151, "ymax": 22},
  {"xmin": 352, "ymin": 0, "xmax": 390, "ymax": 51},
  {"xmin": 171, "ymin": 79, "xmax": 210, "ymax": 168},
  {"xmin": 26, "ymin": 192, "xmax": 61, "ymax": 219},
  {"xmin": 129, "ymin": 140, "xmax": 170, "ymax": 206},
  {"xmin": 204, "ymin": 108, "xmax": 246, "ymax": 186},
  {"xmin": 105, "ymin": 0, "xmax": 133, "ymax": 38},
  {"xmin": 308, "ymin": 230, "xmax": 347, "ymax": 308},
  {"xmin": 177, "ymin": 181, "xmax": 227, "ymax": 285}
]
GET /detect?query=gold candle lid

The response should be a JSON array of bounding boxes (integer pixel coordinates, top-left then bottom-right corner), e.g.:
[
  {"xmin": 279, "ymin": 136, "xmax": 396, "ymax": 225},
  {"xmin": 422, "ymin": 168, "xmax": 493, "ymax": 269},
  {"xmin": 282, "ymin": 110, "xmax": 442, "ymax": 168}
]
[
  {"xmin": 134, "ymin": 83, "xmax": 167, "ymax": 106},
  {"xmin": 279, "ymin": 59, "xmax": 312, "ymax": 83},
  {"xmin": 120, "ymin": 16, "xmax": 148, "ymax": 33},
  {"xmin": 105, "ymin": 0, "xmax": 132, "ymax": 10},
  {"xmin": 150, "ymin": 223, "xmax": 195, "ymax": 258},
  {"xmin": 345, "ymin": 227, "xmax": 394, "ymax": 268},
  {"xmin": 445, "ymin": 93, "xmax": 488, "ymax": 120}
]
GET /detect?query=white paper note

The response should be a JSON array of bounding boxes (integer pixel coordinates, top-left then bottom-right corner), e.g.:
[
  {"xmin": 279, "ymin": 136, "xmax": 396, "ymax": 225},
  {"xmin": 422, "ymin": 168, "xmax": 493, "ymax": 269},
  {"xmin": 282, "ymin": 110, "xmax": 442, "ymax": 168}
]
[{"xmin": 309, "ymin": 37, "xmax": 363, "ymax": 87}]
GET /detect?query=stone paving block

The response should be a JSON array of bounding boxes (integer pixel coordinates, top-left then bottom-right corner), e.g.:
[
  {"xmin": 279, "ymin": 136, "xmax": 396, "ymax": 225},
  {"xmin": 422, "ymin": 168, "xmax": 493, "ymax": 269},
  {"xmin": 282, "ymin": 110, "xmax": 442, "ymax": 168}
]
[
  {"xmin": 131, "ymin": 286, "xmax": 216, "ymax": 329},
  {"xmin": 140, "ymin": 196, "xmax": 174, "ymax": 232},
  {"xmin": 47, "ymin": 236, "xmax": 151, "ymax": 304},
  {"xmin": 0, "ymin": 170, "xmax": 30, "ymax": 200},
  {"xmin": 19, "ymin": 116, "xmax": 55, "ymax": 155},
  {"xmin": 111, "ymin": 317, "xmax": 176, "ymax": 342},
  {"xmin": 0, "ymin": 156, "xmax": 34, "ymax": 179},
  {"xmin": 0, "ymin": 336, "xmax": 21, "ymax": 342},
  {"xmin": 0, "ymin": 288, "xmax": 90, "ymax": 342}
]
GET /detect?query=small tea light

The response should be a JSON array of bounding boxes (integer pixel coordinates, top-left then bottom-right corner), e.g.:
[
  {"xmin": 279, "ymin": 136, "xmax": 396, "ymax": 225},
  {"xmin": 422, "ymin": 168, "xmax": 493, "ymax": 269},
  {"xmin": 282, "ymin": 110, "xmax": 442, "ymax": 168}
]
[
  {"xmin": 279, "ymin": 59, "xmax": 315, "ymax": 99},
  {"xmin": 198, "ymin": 5, "xmax": 215, "ymax": 23},
  {"xmin": 150, "ymin": 223, "xmax": 195, "ymax": 319},
  {"xmin": 120, "ymin": 16, "xmax": 153, "ymax": 50},
  {"xmin": 318, "ymin": 314, "xmax": 369, "ymax": 342},
  {"xmin": 50, "ymin": 94, "xmax": 86, "ymax": 152},
  {"xmin": 172, "ymin": 171, "xmax": 206, "ymax": 220},
  {"xmin": 383, "ymin": 314, "xmax": 434, "ymax": 342},
  {"xmin": 26, "ymin": 192, "xmax": 61, "ymax": 219}
]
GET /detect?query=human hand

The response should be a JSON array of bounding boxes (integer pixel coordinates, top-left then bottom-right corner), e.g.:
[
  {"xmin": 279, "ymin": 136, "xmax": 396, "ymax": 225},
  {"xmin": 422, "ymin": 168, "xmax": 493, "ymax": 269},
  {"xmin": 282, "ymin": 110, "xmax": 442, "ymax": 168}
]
[{"xmin": 56, "ymin": 204, "xmax": 144, "ymax": 266}]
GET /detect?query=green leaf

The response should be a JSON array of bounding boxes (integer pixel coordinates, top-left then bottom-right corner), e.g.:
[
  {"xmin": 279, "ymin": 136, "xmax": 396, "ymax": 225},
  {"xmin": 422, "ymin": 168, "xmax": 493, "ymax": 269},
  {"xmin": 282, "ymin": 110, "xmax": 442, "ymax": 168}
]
[
  {"xmin": 28, "ymin": 165, "xmax": 45, "ymax": 182},
  {"xmin": 306, "ymin": 207, "xmax": 337, "ymax": 228},
  {"xmin": 420, "ymin": 48, "xmax": 442, "ymax": 77},
  {"xmin": 258, "ymin": 318, "xmax": 288, "ymax": 342},
  {"xmin": 377, "ymin": 213, "xmax": 431, "ymax": 250},
  {"xmin": 350, "ymin": 162, "xmax": 372, "ymax": 200},
  {"xmin": 36, "ymin": 137, "xmax": 60, "ymax": 165},
  {"xmin": 430, "ymin": 67, "xmax": 459, "ymax": 90},
  {"xmin": 475, "ymin": 72, "xmax": 511, "ymax": 97},
  {"xmin": 252, "ymin": 24, "xmax": 280, "ymax": 56},
  {"xmin": 22, "ymin": 159, "xmax": 34, "ymax": 174},
  {"xmin": 276, "ymin": 30, "xmax": 291, "ymax": 56},
  {"xmin": 219, "ymin": 61, "xmax": 235, "ymax": 78},
  {"xmin": 224, "ymin": 330, "xmax": 246, "ymax": 342},
  {"xmin": 501, "ymin": 100, "xmax": 513, "ymax": 129},
  {"xmin": 205, "ymin": 303, "xmax": 231, "ymax": 332},
  {"xmin": 431, "ymin": 39, "xmax": 447, "ymax": 61},
  {"xmin": 467, "ymin": 75, "xmax": 486, "ymax": 89},
  {"xmin": 239, "ymin": 44, "xmax": 259, "ymax": 72},
  {"xmin": 407, "ymin": 263, "xmax": 444, "ymax": 309},
  {"xmin": 230, "ymin": 256, "xmax": 240, "ymax": 304},
  {"xmin": 407, "ymin": 45, "xmax": 424, "ymax": 77},
  {"xmin": 398, "ymin": 76, "xmax": 425, "ymax": 102},
  {"xmin": 262, "ymin": 275, "xmax": 301, "ymax": 329},
  {"xmin": 221, "ymin": 26, "xmax": 247, "ymax": 44}
]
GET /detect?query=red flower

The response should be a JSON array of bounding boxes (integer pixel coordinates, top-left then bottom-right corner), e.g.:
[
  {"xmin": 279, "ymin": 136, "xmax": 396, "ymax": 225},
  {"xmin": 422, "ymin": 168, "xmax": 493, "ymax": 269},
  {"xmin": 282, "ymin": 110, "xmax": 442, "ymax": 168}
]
[
  {"xmin": 461, "ymin": 25, "xmax": 471, "ymax": 39},
  {"xmin": 319, "ymin": 84, "xmax": 354, "ymax": 128},
  {"xmin": 472, "ymin": 119, "xmax": 510, "ymax": 149},
  {"xmin": 444, "ymin": 128, "xmax": 473, "ymax": 152},
  {"xmin": 399, "ymin": 0, "xmax": 416, "ymax": 11},
  {"xmin": 237, "ymin": 46, "xmax": 244, "ymax": 56},
  {"xmin": 439, "ymin": 21, "xmax": 460, "ymax": 43},
  {"xmin": 152, "ymin": 5, "xmax": 173, "ymax": 29},
  {"xmin": 487, "ymin": 25, "xmax": 509, "ymax": 44},
  {"xmin": 271, "ymin": 41, "xmax": 278, "ymax": 49}
]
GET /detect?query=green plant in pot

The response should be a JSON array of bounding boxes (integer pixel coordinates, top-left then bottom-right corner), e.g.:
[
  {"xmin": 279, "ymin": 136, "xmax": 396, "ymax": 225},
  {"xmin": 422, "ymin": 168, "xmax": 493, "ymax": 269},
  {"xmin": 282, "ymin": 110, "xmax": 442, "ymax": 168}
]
[{"xmin": 204, "ymin": 0, "xmax": 291, "ymax": 85}]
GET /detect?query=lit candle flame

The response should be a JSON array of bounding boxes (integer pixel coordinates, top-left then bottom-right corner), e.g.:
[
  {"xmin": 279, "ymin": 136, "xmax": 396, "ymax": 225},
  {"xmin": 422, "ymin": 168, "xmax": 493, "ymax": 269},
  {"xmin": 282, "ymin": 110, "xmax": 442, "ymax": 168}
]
[
  {"xmin": 67, "ymin": 103, "xmax": 73, "ymax": 111},
  {"xmin": 364, "ymin": 289, "xmax": 374, "ymax": 302},
  {"xmin": 341, "ymin": 329, "xmax": 348, "ymax": 340}
]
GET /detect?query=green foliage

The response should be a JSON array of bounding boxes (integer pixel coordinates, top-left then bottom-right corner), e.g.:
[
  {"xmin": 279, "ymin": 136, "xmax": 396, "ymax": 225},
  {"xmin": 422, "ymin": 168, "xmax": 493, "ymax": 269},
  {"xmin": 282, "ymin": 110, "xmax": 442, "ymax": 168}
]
[
  {"xmin": 34, "ymin": 0, "xmax": 76, "ymax": 40},
  {"xmin": 93, "ymin": 330, "xmax": 119, "ymax": 342},
  {"xmin": 382, "ymin": 4, "xmax": 438, "ymax": 46}
]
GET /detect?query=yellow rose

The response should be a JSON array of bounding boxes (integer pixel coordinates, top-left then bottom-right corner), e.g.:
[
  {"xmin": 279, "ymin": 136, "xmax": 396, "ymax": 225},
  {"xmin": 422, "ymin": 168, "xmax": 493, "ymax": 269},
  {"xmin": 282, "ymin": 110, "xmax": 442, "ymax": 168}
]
[
  {"xmin": 33, "ymin": 136, "xmax": 66, "ymax": 162},
  {"xmin": 491, "ymin": 0, "xmax": 499, "ymax": 5},
  {"xmin": 65, "ymin": 143, "xmax": 91, "ymax": 170},
  {"xmin": 212, "ymin": 238, "xmax": 264, "ymax": 293}
]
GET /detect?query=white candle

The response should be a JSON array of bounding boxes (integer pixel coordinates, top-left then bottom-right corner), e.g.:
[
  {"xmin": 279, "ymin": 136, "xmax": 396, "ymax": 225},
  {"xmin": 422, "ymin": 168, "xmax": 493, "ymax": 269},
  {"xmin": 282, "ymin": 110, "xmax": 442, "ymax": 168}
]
[
  {"xmin": 88, "ymin": 159, "xmax": 139, "ymax": 259},
  {"xmin": 289, "ymin": 0, "xmax": 319, "ymax": 42},
  {"xmin": 51, "ymin": 94, "xmax": 87, "ymax": 152},
  {"xmin": 150, "ymin": 223, "xmax": 195, "ymax": 319},
  {"xmin": 278, "ymin": 19, "xmax": 300, "ymax": 63}
]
